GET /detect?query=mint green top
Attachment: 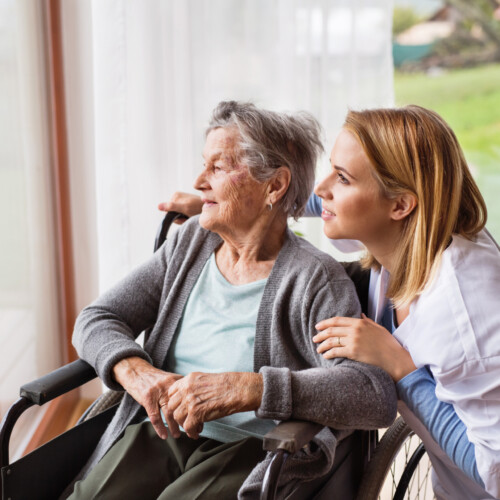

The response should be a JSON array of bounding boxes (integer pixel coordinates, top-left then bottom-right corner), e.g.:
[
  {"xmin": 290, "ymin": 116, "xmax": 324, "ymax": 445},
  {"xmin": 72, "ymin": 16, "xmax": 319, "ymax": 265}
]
[{"xmin": 165, "ymin": 252, "xmax": 276, "ymax": 442}]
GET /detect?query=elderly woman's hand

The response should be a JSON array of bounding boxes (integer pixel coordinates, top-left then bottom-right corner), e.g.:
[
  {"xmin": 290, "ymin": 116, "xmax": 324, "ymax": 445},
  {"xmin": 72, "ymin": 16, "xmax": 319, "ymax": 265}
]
[
  {"xmin": 112, "ymin": 357, "xmax": 183, "ymax": 439},
  {"xmin": 166, "ymin": 372, "xmax": 263, "ymax": 439},
  {"xmin": 313, "ymin": 315, "xmax": 417, "ymax": 382}
]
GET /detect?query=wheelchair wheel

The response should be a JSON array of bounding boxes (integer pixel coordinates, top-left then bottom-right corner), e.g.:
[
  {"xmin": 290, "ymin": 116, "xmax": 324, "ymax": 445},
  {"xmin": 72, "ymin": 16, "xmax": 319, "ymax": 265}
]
[{"xmin": 356, "ymin": 416, "xmax": 434, "ymax": 500}]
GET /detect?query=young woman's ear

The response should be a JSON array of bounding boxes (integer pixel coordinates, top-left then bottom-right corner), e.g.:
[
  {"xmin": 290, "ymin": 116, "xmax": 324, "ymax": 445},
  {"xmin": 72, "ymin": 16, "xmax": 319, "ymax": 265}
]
[
  {"xmin": 268, "ymin": 167, "xmax": 291, "ymax": 205},
  {"xmin": 390, "ymin": 192, "xmax": 417, "ymax": 221}
]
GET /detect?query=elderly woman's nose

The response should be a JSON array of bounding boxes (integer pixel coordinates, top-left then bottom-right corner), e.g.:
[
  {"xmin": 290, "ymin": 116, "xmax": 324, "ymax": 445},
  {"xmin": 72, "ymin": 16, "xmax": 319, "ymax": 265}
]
[{"xmin": 193, "ymin": 170, "xmax": 208, "ymax": 191}]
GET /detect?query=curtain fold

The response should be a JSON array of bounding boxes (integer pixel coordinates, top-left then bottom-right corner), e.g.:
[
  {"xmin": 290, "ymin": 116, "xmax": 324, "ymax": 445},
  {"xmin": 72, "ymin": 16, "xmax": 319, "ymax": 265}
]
[
  {"xmin": 0, "ymin": 0, "xmax": 63, "ymax": 457},
  {"xmin": 0, "ymin": 0, "xmax": 394, "ymax": 454},
  {"xmin": 88, "ymin": 0, "xmax": 394, "ymax": 291}
]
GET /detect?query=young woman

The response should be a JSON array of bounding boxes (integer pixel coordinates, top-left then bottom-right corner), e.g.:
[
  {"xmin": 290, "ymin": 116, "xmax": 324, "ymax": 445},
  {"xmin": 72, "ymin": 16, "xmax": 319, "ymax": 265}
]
[
  {"xmin": 160, "ymin": 105, "xmax": 500, "ymax": 499},
  {"xmin": 311, "ymin": 106, "xmax": 500, "ymax": 500}
]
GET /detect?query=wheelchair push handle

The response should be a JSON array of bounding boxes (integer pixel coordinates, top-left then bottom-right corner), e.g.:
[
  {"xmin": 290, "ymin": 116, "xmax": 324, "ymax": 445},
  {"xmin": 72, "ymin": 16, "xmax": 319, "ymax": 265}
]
[{"xmin": 154, "ymin": 211, "xmax": 188, "ymax": 252}]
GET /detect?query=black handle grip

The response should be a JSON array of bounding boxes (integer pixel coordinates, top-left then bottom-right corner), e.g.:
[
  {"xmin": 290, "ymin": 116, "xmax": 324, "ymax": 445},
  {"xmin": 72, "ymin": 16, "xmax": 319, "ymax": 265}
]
[
  {"xmin": 154, "ymin": 211, "xmax": 188, "ymax": 252},
  {"xmin": 20, "ymin": 359, "xmax": 97, "ymax": 406}
]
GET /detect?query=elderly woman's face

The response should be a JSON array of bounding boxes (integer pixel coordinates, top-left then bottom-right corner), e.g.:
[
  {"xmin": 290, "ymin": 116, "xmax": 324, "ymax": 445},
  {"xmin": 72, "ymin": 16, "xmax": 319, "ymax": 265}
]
[{"xmin": 194, "ymin": 127, "xmax": 268, "ymax": 234}]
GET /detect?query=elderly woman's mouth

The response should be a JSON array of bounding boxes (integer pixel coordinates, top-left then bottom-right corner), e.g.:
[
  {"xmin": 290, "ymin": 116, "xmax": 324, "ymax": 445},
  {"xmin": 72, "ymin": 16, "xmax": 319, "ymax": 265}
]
[{"xmin": 202, "ymin": 199, "xmax": 218, "ymax": 208}]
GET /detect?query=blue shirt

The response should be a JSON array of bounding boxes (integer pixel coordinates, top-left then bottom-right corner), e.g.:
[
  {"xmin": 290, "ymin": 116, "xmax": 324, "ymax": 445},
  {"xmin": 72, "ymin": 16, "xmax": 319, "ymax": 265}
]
[{"xmin": 383, "ymin": 303, "xmax": 483, "ymax": 485}]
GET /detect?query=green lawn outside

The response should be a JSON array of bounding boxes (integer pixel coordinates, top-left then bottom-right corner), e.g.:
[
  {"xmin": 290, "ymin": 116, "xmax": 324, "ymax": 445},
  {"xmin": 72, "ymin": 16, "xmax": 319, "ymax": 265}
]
[{"xmin": 394, "ymin": 63, "xmax": 500, "ymax": 238}]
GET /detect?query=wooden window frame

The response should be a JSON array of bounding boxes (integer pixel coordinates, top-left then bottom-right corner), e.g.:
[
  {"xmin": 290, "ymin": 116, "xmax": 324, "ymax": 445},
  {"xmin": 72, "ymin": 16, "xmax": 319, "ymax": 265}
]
[{"xmin": 23, "ymin": 0, "xmax": 82, "ymax": 454}]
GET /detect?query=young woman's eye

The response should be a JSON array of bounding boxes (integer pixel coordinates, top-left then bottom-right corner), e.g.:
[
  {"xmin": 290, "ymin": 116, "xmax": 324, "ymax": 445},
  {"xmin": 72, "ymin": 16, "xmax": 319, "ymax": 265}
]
[{"xmin": 337, "ymin": 172, "xmax": 349, "ymax": 184}]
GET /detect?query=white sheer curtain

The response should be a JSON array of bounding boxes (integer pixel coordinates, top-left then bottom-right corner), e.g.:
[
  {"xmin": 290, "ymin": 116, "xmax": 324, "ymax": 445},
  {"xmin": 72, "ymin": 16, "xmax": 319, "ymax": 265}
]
[
  {"xmin": 0, "ymin": 0, "xmax": 393, "ymax": 457},
  {"xmin": 0, "ymin": 0, "xmax": 62, "ymax": 456},
  {"xmin": 85, "ymin": 0, "xmax": 394, "ymax": 291}
]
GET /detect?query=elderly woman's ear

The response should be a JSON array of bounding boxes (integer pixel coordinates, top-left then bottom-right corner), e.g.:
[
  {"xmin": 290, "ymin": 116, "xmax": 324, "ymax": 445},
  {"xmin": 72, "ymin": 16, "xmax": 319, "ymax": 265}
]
[{"xmin": 267, "ymin": 166, "xmax": 292, "ymax": 207}]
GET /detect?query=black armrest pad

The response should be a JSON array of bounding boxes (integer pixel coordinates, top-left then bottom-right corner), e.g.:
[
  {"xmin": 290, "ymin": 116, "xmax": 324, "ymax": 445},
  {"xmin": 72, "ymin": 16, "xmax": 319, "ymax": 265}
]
[
  {"xmin": 263, "ymin": 420, "xmax": 324, "ymax": 453},
  {"xmin": 20, "ymin": 360, "xmax": 97, "ymax": 406}
]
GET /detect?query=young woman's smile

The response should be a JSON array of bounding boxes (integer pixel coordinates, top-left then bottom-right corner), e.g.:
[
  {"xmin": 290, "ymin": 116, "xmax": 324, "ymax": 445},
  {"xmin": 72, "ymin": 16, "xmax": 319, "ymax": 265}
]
[{"xmin": 321, "ymin": 207, "xmax": 335, "ymax": 221}]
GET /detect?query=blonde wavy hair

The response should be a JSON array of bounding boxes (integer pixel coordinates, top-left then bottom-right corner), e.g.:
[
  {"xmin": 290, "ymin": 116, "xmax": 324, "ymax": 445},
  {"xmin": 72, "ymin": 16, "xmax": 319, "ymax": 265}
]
[{"xmin": 344, "ymin": 105, "xmax": 487, "ymax": 307}]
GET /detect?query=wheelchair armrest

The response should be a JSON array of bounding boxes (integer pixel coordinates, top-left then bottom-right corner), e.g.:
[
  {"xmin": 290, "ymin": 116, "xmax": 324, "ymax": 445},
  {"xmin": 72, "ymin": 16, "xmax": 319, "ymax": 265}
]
[
  {"xmin": 20, "ymin": 359, "xmax": 97, "ymax": 406},
  {"xmin": 263, "ymin": 419, "xmax": 324, "ymax": 454},
  {"xmin": 1, "ymin": 360, "xmax": 97, "ymax": 469},
  {"xmin": 260, "ymin": 420, "xmax": 324, "ymax": 500}
]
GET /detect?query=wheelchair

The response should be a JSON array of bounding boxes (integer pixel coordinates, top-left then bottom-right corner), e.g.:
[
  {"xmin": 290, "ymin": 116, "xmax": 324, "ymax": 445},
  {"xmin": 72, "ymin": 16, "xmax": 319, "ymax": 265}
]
[{"xmin": 0, "ymin": 212, "xmax": 433, "ymax": 500}]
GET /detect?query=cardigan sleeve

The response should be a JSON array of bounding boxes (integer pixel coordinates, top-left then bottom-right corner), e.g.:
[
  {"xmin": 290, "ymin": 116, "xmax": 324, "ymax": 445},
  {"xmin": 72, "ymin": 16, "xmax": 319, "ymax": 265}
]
[
  {"xmin": 257, "ymin": 275, "xmax": 397, "ymax": 430},
  {"xmin": 72, "ymin": 235, "xmax": 176, "ymax": 390},
  {"xmin": 258, "ymin": 360, "xmax": 397, "ymax": 429}
]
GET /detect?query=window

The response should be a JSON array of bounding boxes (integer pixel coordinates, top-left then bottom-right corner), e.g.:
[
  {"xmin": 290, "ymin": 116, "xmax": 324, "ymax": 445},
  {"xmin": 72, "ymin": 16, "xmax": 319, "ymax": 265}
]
[{"xmin": 0, "ymin": 0, "xmax": 63, "ymax": 458}]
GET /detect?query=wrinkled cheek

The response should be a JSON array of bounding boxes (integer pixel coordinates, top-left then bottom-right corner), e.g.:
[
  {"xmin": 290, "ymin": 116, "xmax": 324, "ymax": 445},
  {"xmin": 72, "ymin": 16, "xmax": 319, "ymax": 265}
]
[
  {"xmin": 218, "ymin": 181, "xmax": 242, "ymax": 223},
  {"xmin": 219, "ymin": 175, "xmax": 263, "ymax": 223}
]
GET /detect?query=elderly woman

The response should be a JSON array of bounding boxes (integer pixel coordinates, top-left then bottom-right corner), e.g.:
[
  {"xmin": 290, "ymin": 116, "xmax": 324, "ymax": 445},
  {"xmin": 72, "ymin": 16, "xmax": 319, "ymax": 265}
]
[{"xmin": 67, "ymin": 101, "xmax": 396, "ymax": 500}]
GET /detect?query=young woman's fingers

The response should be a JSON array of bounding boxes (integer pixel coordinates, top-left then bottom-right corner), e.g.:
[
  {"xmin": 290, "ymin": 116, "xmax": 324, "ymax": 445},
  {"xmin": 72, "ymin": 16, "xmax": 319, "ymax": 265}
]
[
  {"xmin": 313, "ymin": 328, "xmax": 348, "ymax": 343},
  {"xmin": 316, "ymin": 336, "xmax": 347, "ymax": 354},
  {"xmin": 315, "ymin": 316, "xmax": 359, "ymax": 330},
  {"xmin": 321, "ymin": 347, "xmax": 349, "ymax": 360}
]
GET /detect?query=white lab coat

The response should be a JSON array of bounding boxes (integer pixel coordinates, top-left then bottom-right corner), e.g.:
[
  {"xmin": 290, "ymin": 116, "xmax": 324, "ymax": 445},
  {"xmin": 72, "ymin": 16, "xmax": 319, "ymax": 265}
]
[{"xmin": 368, "ymin": 229, "xmax": 500, "ymax": 499}]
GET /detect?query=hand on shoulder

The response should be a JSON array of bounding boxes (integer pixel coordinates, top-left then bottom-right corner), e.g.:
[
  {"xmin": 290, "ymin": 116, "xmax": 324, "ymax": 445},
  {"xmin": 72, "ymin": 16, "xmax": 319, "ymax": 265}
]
[{"xmin": 313, "ymin": 314, "xmax": 416, "ymax": 381}]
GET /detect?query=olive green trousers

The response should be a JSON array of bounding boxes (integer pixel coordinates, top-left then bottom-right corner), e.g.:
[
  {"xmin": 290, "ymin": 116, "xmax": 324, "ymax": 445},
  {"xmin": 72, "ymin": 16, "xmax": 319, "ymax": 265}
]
[{"xmin": 68, "ymin": 421, "xmax": 266, "ymax": 500}]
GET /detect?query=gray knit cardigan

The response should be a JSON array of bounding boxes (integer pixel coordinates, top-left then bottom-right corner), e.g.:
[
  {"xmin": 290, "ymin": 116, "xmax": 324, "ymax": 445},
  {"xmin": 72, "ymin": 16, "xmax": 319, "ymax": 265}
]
[{"xmin": 72, "ymin": 217, "xmax": 397, "ymax": 498}]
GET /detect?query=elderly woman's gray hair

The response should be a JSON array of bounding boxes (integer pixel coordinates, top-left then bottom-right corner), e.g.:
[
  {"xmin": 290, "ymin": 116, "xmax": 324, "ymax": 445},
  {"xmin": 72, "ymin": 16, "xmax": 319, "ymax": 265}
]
[{"xmin": 206, "ymin": 101, "xmax": 323, "ymax": 219}]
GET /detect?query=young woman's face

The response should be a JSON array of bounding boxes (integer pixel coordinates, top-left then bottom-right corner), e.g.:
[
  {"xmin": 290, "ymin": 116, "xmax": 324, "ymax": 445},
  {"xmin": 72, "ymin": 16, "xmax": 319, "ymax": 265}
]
[{"xmin": 314, "ymin": 129, "xmax": 395, "ymax": 246}]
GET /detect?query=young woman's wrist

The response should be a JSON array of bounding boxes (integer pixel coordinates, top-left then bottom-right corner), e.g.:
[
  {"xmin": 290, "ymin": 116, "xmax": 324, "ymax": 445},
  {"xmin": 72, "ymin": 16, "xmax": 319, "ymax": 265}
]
[{"xmin": 391, "ymin": 348, "xmax": 417, "ymax": 382}]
